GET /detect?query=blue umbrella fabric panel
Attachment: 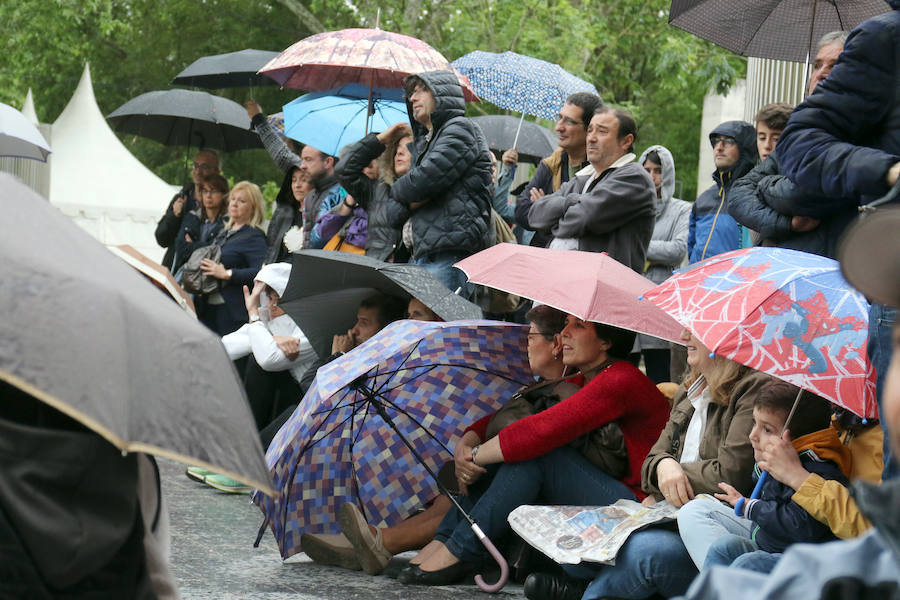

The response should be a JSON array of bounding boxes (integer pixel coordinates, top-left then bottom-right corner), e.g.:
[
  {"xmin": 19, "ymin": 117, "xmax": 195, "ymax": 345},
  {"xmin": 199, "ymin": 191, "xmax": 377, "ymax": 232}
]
[
  {"xmin": 283, "ymin": 83, "xmax": 408, "ymax": 157},
  {"xmin": 254, "ymin": 319, "xmax": 532, "ymax": 559},
  {"xmin": 452, "ymin": 51, "xmax": 599, "ymax": 120}
]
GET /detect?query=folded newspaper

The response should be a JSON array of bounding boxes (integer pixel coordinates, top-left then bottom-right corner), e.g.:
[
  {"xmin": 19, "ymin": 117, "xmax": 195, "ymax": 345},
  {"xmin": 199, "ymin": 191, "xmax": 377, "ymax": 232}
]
[{"xmin": 507, "ymin": 499, "xmax": 678, "ymax": 565}]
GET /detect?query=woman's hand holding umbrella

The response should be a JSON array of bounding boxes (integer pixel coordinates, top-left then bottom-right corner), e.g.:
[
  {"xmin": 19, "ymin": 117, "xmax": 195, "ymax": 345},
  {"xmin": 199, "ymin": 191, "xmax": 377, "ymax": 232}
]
[{"xmin": 453, "ymin": 431, "xmax": 487, "ymax": 495}]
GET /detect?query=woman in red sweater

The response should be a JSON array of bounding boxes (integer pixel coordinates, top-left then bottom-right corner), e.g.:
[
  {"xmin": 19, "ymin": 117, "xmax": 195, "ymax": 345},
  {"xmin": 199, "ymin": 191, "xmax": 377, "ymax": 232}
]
[{"xmin": 398, "ymin": 315, "xmax": 671, "ymax": 586}]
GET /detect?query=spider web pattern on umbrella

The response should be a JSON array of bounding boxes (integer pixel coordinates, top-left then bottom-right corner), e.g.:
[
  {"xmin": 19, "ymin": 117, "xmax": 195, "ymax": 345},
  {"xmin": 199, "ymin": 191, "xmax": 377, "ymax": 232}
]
[{"xmin": 253, "ymin": 320, "xmax": 531, "ymax": 558}]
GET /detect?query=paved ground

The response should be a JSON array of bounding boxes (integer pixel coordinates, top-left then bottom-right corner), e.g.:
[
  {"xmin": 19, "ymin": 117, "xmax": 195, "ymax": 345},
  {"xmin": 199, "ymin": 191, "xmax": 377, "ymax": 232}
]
[{"xmin": 161, "ymin": 458, "xmax": 525, "ymax": 599}]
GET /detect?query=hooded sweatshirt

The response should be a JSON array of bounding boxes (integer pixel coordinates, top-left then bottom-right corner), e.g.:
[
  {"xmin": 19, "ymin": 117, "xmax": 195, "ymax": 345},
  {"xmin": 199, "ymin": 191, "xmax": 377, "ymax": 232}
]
[
  {"xmin": 390, "ymin": 70, "xmax": 493, "ymax": 258},
  {"xmin": 688, "ymin": 121, "xmax": 758, "ymax": 263}
]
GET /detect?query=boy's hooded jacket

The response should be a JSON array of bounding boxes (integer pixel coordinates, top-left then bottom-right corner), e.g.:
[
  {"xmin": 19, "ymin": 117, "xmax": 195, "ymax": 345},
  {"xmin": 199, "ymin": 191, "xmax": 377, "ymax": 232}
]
[{"xmin": 688, "ymin": 121, "xmax": 758, "ymax": 263}]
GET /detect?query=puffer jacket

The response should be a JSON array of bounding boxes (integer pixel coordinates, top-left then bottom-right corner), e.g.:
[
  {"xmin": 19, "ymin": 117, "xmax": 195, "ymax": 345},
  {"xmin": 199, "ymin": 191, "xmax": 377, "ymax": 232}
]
[
  {"xmin": 391, "ymin": 70, "xmax": 492, "ymax": 259},
  {"xmin": 636, "ymin": 145, "xmax": 691, "ymax": 351},
  {"xmin": 728, "ymin": 151, "xmax": 855, "ymax": 258},
  {"xmin": 688, "ymin": 121, "xmax": 758, "ymax": 263},
  {"xmin": 778, "ymin": 2, "xmax": 900, "ymax": 216},
  {"xmin": 265, "ymin": 165, "xmax": 303, "ymax": 264},
  {"xmin": 335, "ymin": 133, "xmax": 410, "ymax": 260}
]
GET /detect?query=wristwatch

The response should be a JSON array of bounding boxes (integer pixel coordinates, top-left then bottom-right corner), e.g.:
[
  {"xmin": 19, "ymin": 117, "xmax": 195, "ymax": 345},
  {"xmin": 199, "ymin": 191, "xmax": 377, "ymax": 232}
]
[{"xmin": 249, "ymin": 314, "xmax": 261, "ymax": 323}]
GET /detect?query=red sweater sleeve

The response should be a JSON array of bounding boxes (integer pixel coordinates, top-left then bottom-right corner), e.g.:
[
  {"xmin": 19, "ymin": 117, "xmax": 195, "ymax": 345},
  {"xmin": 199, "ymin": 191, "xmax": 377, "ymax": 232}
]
[
  {"xmin": 464, "ymin": 413, "xmax": 493, "ymax": 441},
  {"xmin": 497, "ymin": 363, "xmax": 632, "ymax": 462}
]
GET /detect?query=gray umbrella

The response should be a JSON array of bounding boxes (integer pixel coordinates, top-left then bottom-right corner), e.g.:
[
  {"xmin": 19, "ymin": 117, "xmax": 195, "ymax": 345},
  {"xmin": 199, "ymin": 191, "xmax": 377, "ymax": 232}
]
[
  {"xmin": 280, "ymin": 250, "xmax": 483, "ymax": 358},
  {"xmin": 172, "ymin": 49, "xmax": 281, "ymax": 89},
  {"xmin": 472, "ymin": 115, "xmax": 557, "ymax": 164},
  {"xmin": 0, "ymin": 174, "xmax": 273, "ymax": 495},
  {"xmin": 107, "ymin": 89, "xmax": 262, "ymax": 151}
]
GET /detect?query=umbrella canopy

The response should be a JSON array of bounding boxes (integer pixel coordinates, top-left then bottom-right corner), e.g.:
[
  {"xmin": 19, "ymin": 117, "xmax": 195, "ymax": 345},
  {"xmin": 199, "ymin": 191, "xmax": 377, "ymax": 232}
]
[
  {"xmin": 283, "ymin": 84, "xmax": 408, "ymax": 156},
  {"xmin": 107, "ymin": 89, "xmax": 262, "ymax": 151},
  {"xmin": 252, "ymin": 319, "xmax": 531, "ymax": 558},
  {"xmin": 471, "ymin": 115, "xmax": 557, "ymax": 164},
  {"xmin": 172, "ymin": 48, "xmax": 281, "ymax": 88},
  {"xmin": 643, "ymin": 247, "xmax": 876, "ymax": 418},
  {"xmin": 0, "ymin": 174, "xmax": 273, "ymax": 494},
  {"xmin": 107, "ymin": 245, "xmax": 196, "ymax": 316},
  {"xmin": 451, "ymin": 50, "xmax": 599, "ymax": 120},
  {"xmin": 260, "ymin": 28, "xmax": 480, "ymax": 101},
  {"xmin": 280, "ymin": 250, "xmax": 483, "ymax": 358},
  {"xmin": 0, "ymin": 101, "xmax": 51, "ymax": 161},
  {"xmin": 669, "ymin": 0, "xmax": 891, "ymax": 63},
  {"xmin": 454, "ymin": 244, "xmax": 684, "ymax": 344}
]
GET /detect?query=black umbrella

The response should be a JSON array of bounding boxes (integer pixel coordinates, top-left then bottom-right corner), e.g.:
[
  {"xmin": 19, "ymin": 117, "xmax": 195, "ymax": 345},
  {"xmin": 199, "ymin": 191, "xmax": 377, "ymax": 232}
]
[
  {"xmin": 472, "ymin": 115, "xmax": 557, "ymax": 164},
  {"xmin": 279, "ymin": 250, "xmax": 484, "ymax": 358},
  {"xmin": 172, "ymin": 49, "xmax": 281, "ymax": 89},
  {"xmin": 0, "ymin": 174, "xmax": 273, "ymax": 495},
  {"xmin": 669, "ymin": 0, "xmax": 890, "ymax": 63},
  {"xmin": 107, "ymin": 89, "xmax": 262, "ymax": 151}
]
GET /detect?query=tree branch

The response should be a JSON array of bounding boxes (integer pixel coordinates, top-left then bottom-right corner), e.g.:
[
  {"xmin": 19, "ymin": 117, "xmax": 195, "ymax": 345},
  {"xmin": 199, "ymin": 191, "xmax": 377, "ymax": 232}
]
[{"xmin": 275, "ymin": 0, "xmax": 326, "ymax": 34}]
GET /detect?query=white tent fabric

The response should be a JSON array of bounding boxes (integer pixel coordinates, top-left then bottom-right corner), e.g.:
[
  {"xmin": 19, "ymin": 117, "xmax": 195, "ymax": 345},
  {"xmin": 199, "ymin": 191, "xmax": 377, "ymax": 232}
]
[{"xmin": 48, "ymin": 64, "xmax": 178, "ymax": 262}]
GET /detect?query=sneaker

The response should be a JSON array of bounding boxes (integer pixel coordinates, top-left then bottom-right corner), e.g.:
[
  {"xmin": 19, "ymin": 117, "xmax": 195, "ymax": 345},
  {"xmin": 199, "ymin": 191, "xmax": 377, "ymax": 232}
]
[
  {"xmin": 204, "ymin": 473, "xmax": 251, "ymax": 494},
  {"xmin": 185, "ymin": 466, "xmax": 213, "ymax": 483},
  {"xmin": 301, "ymin": 531, "xmax": 362, "ymax": 571},
  {"xmin": 338, "ymin": 502, "xmax": 393, "ymax": 575}
]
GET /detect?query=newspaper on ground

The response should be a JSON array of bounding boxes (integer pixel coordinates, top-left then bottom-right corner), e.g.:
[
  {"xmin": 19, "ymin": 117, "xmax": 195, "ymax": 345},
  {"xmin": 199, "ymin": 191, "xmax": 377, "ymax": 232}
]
[{"xmin": 508, "ymin": 499, "xmax": 679, "ymax": 565}]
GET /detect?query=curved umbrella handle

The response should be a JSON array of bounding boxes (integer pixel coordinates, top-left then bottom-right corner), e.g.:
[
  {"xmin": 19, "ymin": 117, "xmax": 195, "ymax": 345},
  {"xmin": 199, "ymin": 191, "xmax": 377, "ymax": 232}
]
[{"xmin": 471, "ymin": 523, "xmax": 509, "ymax": 593}]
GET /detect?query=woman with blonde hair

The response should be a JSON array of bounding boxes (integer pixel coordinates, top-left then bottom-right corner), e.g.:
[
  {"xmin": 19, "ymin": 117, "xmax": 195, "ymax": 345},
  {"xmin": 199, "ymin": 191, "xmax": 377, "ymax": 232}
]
[{"xmin": 198, "ymin": 180, "xmax": 267, "ymax": 336}]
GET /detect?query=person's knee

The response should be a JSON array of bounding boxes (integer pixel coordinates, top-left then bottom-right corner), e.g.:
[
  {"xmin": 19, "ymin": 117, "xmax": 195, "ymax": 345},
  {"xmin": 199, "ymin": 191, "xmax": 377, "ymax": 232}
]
[{"xmin": 676, "ymin": 496, "xmax": 717, "ymax": 529}]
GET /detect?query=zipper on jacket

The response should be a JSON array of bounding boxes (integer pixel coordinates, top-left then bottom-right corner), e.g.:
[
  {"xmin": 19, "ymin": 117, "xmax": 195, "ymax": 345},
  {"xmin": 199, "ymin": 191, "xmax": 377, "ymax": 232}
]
[{"xmin": 700, "ymin": 171, "xmax": 730, "ymax": 261}]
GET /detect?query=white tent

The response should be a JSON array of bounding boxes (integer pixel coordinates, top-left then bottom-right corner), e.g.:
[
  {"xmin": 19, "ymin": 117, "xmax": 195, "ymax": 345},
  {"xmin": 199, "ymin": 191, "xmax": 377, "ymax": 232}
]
[{"xmin": 48, "ymin": 64, "xmax": 178, "ymax": 261}]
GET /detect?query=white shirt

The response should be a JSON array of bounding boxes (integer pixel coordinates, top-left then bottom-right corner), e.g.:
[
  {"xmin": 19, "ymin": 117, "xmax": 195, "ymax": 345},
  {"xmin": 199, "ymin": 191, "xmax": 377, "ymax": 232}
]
[
  {"xmin": 222, "ymin": 314, "xmax": 316, "ymax": 383},
  {"xmin": 680, "ymin": 376, "xmax": 712, "ymax": 464}
]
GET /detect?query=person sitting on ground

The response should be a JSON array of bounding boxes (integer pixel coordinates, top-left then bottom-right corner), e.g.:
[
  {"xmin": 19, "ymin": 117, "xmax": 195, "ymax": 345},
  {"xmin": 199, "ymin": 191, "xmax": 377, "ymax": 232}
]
[
  {"xmin": 175, "ymin": 173, "xmax": 228, "ymax": 276},
  {"xmin": 397, "ymin": 316, "xmax": 670, "ymax": 586},
  {"xmin": 677, "ymin": 381, "xmax": 850, "ymax": 573},
  {"xmin": 525, "ymin": 328, "xmax": 771, "ymax": 600},
  {"xmin": 527, "ymin": 107, "xmax": 656, "ymax": 273},
  {"xmin": 195, "ymin": 181, "xmax": 267, "ymax": 337},
  {"xmin": 335, "ymin": 123, "xmax": 414, "ymax": 262},
  {"xmin": 631, "ymin": 145, "xmax": 691, "ymax": 383}
]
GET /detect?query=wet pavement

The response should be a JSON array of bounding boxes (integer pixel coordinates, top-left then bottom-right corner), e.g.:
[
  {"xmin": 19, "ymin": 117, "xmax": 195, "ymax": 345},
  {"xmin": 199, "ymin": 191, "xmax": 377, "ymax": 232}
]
[{"xmin": 161, "ymin": 458, "xmax": 526, "ymax": 599}]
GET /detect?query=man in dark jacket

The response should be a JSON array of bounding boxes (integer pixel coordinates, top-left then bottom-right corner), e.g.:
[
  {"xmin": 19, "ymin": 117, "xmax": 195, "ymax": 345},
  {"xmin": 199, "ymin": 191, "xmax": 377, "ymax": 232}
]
[
  {"xmin": 777, "ymin": 1, "xmax": 900, "ymax": 481},
  {"xmin": 527, "ymin": 107, "xmax": 656, "ymax": 273},
  {"xmin": 515, "ymin": 92, "xmax": 603, "ymax": 248},
  {"xmin": 154, "ymin": 149, "xmax": 219, "ymax": 270},
  {"xmin": 390, "ymin": 71, "xmax": 493, "ymax": 293},
  {"xmin": 688, "ymin": 121, "xmax": 757, "ymax": 263}
]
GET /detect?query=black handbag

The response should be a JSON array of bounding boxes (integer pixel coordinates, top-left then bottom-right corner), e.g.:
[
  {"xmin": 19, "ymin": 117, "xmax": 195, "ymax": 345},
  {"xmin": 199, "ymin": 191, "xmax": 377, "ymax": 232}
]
[{"xmin": 181, "ymin": 231, "xmax": 226, "ymax": 295}]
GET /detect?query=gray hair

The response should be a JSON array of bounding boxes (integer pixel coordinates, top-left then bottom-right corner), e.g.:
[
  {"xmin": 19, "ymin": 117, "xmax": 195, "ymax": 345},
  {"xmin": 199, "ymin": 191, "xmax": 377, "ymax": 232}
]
[{"xmin": 817, "ymin": 30, "xmax": 849, "ymax": 50}]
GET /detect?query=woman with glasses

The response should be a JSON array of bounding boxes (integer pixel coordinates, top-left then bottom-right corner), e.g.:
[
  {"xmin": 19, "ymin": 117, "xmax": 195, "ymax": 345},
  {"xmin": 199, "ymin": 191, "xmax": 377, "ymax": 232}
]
[{"xmin": 174, "ymin": 174, "xmax": 229, "ymax": 275}]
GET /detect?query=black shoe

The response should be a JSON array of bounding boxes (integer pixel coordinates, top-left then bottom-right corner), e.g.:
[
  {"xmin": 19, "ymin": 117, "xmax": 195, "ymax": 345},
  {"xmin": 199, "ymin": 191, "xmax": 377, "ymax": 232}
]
[
  {"xmin": 397, "ymin": 561, "xmax": 474, "ymax": 586},
  {"xmin": 523, "ymin": 572, "xmax": 588, "ymax": 600}
]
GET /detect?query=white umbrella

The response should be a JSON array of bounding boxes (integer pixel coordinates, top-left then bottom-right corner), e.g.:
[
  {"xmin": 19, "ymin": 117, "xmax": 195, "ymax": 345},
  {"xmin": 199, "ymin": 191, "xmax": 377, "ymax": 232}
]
[{"xmin": 0, "ymin": 101, "xmax": 51, "ymax": 161}]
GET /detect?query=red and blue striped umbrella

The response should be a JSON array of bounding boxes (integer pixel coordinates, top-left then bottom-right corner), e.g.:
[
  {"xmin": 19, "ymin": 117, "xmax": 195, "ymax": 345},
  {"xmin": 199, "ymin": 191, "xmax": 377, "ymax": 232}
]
[
  {"xmin": 252, "ymin": 319, "xmax": 531, "ymax": 559},
  {"xmin": 643, "ymin": 247, "xmax": 876, "ymax": 418}
]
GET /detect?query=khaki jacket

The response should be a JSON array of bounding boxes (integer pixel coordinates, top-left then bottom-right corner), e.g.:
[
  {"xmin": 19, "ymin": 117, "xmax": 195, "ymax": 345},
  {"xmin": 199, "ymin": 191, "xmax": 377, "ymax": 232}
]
[{"xmin": 641, "ymin": 371, "xmax": 772, "ymax": 499}]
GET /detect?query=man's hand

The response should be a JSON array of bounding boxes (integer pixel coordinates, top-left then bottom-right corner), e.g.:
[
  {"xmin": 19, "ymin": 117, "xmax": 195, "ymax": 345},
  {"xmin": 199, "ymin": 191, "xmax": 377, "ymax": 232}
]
[
  {"xmin": 331, "ymin": 330, "xmax": 357, "ymax": 354},
  {"xmin": 245, "ymin": 100, "xmax": 262, "ymax": 119},
  {"xmin": 656, "ymin": 458, "xmax": 695, "ymax": 507},
  {"xmin": 172, "ymin": 194, "xmax": 185, "ymax": 218},
  {"xmin": 501, "ymin": 148, "xmax": 518, "ymax": 166},
  {"xmin": 888, "ymin": 161, "xmax": 900, "ymax": 186},
  {"xmin": 713, "ymin": 482, "xmax": 744, "ymax": 508},
  {"xmin": 758, "ymin": 429, "xmax": 810, "ymax": 490},
  {"xmin": 184, "ymin": 232, "xmax": 193, "ymax": 243},
  {"xmin": 791, "ymin": 216, "xmax": 820, "ymax": 232},
  {"xmin": 243, "ymin": 281, "xmax": 265, "ymax": 316},
  {"xmin": 529, "ymin": 187, "xmax": 546, "ymax": 202},
  {"xmin": 376, "ymin": 122, "xmax": 409, "ymax": 145},
  {"xmin": 200, "ymin": 258, "xmax": 229, "ymax": 279},
  {"xmin": 273, "ymin": 336, "xmax": 301, "ymax": 361}
]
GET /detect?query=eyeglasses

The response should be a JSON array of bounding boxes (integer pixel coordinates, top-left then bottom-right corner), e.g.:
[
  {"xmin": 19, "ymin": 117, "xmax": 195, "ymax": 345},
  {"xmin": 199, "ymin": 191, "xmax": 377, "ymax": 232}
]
[
  {"xmin": 201, "ymin": 188, "xmax": 224, "ymax": 195},
  {"xmin": 557, "ymin": 115, "xmax": 581, "ymax": 127},
  {"xmin": 710, "ymin": 135, "xmax": 737, "ymax": 148},
  {"xmin": 192, "ymin": 163, "xmax": 217, "ymax": 171}
]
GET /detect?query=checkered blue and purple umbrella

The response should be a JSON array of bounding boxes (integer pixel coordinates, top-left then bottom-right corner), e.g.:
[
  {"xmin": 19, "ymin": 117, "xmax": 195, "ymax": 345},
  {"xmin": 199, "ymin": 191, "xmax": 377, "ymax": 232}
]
[{"xmin": 252, "ymin": 319, "xmax": 531, "ymax": 559}]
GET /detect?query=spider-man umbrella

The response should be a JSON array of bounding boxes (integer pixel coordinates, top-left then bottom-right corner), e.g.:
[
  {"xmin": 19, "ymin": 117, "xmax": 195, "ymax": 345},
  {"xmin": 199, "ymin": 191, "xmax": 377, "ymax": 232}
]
[
  {"xmin": 642, "ymin": 247, "xmax": 876, "ymax": 418},
  {"xmin": 252, "ymin": 319, "xmax": 531, "ymax": 591}
]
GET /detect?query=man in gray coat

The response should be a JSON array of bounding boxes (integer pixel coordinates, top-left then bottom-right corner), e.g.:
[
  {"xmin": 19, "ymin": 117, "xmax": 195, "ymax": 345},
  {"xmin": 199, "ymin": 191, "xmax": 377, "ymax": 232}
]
[{"xmin": 527, "ymin": 107, "xmax": 656, "ymax": 273}]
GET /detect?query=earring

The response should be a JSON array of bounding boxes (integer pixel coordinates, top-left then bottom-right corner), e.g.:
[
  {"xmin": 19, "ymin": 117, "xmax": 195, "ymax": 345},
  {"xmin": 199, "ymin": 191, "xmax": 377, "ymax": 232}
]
[{"xmin": 553, "ymin": 352, "xmax": 559, "ymax": 360}]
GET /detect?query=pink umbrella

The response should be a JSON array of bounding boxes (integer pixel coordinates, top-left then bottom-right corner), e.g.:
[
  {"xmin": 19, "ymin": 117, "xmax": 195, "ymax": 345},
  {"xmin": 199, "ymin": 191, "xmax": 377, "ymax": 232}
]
[
  {"xmin": 260, "ymin": 28, "xmax": 479, "ymax": 102},
  {"xmin": 454, "ymin": 244, "xmax": 684, "ymax": 343}
]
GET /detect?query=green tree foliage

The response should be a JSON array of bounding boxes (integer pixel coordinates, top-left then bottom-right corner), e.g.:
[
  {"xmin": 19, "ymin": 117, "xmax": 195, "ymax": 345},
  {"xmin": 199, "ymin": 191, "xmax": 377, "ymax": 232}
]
[{"xmin": 1, "ymin": 0, "xmax": 744, "ymax": 202}]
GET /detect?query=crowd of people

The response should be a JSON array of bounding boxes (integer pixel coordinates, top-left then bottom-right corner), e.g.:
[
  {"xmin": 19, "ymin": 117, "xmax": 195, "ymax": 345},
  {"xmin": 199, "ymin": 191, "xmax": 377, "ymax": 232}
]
[{"xmin": 6, "ymin": 6, "xmax": 897, "ymax": 598}]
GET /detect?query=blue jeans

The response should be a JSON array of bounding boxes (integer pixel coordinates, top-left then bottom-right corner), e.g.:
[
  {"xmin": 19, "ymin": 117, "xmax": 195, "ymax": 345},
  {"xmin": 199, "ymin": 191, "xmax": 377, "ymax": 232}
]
[
  {"xmin": 730, "ymin": 549, "xmax": 781, "ymax": 573},
  {"xmin": 869, "ymin": 303, "xmax": 898, "ymax": 480},
  {"xmin": 411, "ymin": 251, "xmax": 472, "ymax": 298},
  {"xmin": 434, "ymin": 447, "xmax": 635, "ymax": 562},
  {"xmin": 563, "ymin": 526, "xmax": 698, "ymax": 599},
  {"xmin": 677, "ymin": 496, "xmax": 755, "ymax": 569}
]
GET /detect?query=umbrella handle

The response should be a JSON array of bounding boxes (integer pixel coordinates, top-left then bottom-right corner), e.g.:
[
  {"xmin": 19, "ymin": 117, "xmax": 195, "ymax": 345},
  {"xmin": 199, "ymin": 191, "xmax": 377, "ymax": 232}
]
[
  {"xmin": 471, "ymin": 523, "xmax": 509, "ymax": 593},
  {"xmin": 734, "ymin": 471, "xmax": 768, "ymax": 517}
]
